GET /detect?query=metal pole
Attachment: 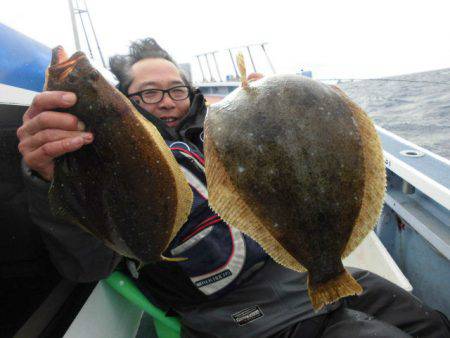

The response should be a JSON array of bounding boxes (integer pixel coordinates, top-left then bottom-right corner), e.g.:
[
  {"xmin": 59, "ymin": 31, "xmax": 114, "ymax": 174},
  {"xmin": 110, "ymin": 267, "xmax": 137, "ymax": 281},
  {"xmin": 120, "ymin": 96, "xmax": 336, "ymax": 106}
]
[
  {"xmin": 68, "ymin": 0, "xmax": 81, "ymax": 50},
  {"xmin": 196, "ymin": 55, "xmax": 206, "ymax": 82},
  {"xmin": 74, "ymin": 0, "xmax": 94, "ymax": 58},
  {"xmin": 204, "ymin": 54, "xmax": 214, "ymax": 82},
  {"xmin": 228, "ymin": 49, "xmax": 239, "ymax": 79},
  {"xmin": 261, "ymin": 43, "xmax": 276, "ymax": 73},
  {"xmin": 246, "ymin": 46, "xmax": 257, "ymax": 73},
  {"xmin": 84, "ymin": 0, "xmax": 107, "ymax": 67},
  {"xmin": 211, "ymin": 51, "xmax": 223, "ymax": 82}
]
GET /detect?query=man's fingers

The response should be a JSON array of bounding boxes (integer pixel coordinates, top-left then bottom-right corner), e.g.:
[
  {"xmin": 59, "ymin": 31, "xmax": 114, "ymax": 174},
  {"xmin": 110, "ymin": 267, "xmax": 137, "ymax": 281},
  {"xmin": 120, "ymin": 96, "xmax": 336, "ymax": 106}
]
[
  {"xmin": 42, "ymin": 136, "xmax": 86, "ymax": 158},
  {"xmin": 18, "ymin": 129, "xmax": 93, "ymax": 155},
  {"xmin": 24, "ymin": 91, "xmax": 77, "ymax": 122},
  {"xmin": 21, "ymin": 111, "xmax": 84, "ymax": 136},
  {"xmin": 24, "ymin": 136, "xmax": 87, "ymax": 169}
]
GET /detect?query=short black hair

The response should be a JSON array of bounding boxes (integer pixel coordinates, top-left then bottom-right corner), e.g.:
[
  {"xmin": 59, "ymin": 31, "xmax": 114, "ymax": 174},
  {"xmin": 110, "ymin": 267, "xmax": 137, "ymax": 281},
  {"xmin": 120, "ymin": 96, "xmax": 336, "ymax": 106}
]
[{"xmin": 109, "ymin": 38, "xmax": 191, "ymax": 94}]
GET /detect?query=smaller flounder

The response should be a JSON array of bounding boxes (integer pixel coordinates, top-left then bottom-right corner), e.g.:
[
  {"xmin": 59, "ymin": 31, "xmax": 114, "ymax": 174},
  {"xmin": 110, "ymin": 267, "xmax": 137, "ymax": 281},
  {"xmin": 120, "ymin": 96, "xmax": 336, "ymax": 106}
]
[{"xmin": 45, "ymin": 46, "xmax": 193, "ymax": 264}]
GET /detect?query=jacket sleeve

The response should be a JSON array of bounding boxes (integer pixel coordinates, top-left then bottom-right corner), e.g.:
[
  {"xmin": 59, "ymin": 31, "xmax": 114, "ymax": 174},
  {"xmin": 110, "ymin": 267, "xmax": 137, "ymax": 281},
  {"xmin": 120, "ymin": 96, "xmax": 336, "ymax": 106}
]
[{"xmin": 21, "ymin": 160, "xmax": 122, "ymax": 282}]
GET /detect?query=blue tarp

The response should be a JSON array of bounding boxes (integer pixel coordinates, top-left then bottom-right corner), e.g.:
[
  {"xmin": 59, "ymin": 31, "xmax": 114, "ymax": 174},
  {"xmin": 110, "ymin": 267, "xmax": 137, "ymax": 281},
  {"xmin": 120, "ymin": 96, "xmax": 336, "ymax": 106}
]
[{"xmin": 0, "ymin": 23, "xmax": 51, "ymax": 92}]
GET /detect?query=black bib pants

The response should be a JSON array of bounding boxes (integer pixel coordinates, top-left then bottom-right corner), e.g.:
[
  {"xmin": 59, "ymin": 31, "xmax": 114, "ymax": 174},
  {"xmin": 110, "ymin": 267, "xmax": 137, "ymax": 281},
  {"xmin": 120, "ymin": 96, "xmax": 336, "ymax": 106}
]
[{"xmin": 177, "ymin": 260, "xmax": 450, "ymax": 338}]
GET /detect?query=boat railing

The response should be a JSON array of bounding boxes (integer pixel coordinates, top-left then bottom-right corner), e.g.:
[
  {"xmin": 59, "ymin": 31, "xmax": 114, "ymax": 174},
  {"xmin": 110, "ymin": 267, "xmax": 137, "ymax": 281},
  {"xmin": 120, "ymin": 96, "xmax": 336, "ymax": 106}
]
[{"xmin": 376, "ymin": 125, "xmax": 450, "ymax": 260}]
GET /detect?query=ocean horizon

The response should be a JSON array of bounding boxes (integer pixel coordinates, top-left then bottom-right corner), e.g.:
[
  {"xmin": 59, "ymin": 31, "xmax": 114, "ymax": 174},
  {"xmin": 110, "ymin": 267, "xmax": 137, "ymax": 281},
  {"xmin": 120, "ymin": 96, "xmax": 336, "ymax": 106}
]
[{"xmin": 337, "ymin": 68, "xmax": 450, "ymax": 160}]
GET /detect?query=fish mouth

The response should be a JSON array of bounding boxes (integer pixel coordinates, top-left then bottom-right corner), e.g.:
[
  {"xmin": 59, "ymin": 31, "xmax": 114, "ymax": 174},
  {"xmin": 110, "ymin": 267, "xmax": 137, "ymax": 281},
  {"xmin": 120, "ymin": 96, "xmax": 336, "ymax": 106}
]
[
  {"xmin": 51, "ymin": 45, "xmax": 69, "ymax": 65},
  {"xmin": 49, "ymin": 46, "xmax": 86, "ymax": 81}
]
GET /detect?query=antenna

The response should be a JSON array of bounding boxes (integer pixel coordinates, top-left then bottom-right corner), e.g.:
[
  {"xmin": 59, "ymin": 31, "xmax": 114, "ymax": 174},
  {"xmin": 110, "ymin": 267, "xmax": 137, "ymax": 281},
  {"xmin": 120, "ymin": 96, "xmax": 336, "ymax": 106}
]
[
  {"xmin": 75, "ymin": 0, "xmax": 94, "ymax": 59},
  {"xmin": 67, "ymin": 0, "xmax": 106, "ymax": 67},
  {"xmin": 67, "ymin": 0, "xmax": 81, "ymax": 50},
  {"xmin": 83, "ymin": 0, "xmax": 106, "ymax": 68}
]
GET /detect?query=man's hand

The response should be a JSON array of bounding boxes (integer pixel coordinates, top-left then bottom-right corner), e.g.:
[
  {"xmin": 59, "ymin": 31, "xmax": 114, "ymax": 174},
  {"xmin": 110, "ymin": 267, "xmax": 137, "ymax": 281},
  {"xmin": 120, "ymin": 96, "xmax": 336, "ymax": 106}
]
[{"xmin": 17, "ymin": 91, "xmax": 94, "ymax": 181}]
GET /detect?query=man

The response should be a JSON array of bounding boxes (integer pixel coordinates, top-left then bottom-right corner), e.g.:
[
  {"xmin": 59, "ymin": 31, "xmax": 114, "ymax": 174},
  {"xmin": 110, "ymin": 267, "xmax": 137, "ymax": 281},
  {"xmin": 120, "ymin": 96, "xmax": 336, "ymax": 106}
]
[{"xmin": 17, "ymin": 38, "xmax": 450, "ymax": 337}]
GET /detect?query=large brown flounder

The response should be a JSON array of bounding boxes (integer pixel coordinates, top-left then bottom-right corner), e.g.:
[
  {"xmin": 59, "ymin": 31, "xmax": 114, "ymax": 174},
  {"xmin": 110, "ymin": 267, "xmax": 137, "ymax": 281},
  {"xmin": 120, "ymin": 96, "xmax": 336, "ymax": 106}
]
[
  {"xmin": 44, "ymin": 46, "xmax": 193, "ymax": 263},
  {"xmin": 204, "ymin": 74, "xmax": 386, "ymax": 310}
]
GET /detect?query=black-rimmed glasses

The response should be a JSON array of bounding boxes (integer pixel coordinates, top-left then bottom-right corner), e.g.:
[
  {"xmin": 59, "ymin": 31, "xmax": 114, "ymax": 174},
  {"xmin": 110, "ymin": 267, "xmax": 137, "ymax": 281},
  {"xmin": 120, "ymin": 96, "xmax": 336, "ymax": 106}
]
[{"xmin": 127, "ymin": 85, "xmax": 190, "ymax": 104}]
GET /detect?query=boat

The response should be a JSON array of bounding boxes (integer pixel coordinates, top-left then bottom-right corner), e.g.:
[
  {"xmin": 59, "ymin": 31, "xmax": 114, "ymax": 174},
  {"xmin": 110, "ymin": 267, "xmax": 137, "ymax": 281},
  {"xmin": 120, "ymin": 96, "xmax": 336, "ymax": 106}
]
[{"xmin": 0, "ymin": 21, "xmax": 449, "ymax": 338}]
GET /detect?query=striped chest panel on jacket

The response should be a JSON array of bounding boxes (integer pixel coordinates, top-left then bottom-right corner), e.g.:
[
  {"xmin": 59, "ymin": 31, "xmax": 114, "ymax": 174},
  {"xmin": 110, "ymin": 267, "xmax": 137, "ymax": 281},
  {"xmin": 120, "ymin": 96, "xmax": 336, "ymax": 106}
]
[{"xmin": 164, "ymin": 141, "xmax": 267, "ymax": 297}]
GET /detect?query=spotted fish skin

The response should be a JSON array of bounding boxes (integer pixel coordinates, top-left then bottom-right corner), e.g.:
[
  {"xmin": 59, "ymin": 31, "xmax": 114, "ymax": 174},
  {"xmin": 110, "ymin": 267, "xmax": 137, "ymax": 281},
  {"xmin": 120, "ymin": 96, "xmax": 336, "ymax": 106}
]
[
  {"xmin": 205, "ymin": 75, "xmax": 385, "ymax": 309},
  {"xmin": 45, "ymin": 47, "xmax": 192, "ymax": 263}
]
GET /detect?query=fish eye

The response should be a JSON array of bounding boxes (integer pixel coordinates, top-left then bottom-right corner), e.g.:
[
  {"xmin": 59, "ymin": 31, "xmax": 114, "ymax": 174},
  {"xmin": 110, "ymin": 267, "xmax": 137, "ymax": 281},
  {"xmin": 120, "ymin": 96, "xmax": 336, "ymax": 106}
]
[
  {"xmin": 67, "ymin": 72, "xmax": 77, "ymax": 83},
  {"xmin": 89, "ymin": 70, "xmax": 100, "ymax": 81}
]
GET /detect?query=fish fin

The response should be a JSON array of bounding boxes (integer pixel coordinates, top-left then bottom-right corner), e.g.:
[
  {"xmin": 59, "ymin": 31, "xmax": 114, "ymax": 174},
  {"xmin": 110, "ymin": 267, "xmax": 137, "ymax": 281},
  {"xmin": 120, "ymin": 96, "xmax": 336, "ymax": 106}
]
[
  {"xmin": 204, "ymin": 130, "xmax": 305, "ymax": 273},
  {"xmin": 50, "ymin": 155, "xmax": 115, "ymax": 248},
  {"xmin": 132, "ymin": 108, "xmax": 193, "ymax": 245},
  {"xmin": 100, "ymin": 185, "xmax": 146, "ymax": 258},
  {"xmin": 48, "ymin": 159, "xmax": 88, "ymax": 229},
  {"xmin": 308, "ymin": 269, "xmax": 363, "ymax": 311},
  {"xmin": 332, "ymin": 87, "xmax": 386, "ymax": 257},
  {"xmin": 160, "ymin": 254, "xmax": 188, "ymax": 262}
]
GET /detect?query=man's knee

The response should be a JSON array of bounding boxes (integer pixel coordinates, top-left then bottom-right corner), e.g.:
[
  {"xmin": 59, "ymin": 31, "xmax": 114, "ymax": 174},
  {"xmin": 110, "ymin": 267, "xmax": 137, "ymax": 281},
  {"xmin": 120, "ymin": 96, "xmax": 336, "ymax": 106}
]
[
  {"xmin": 345, "ymin": 268, "xmax": 450, "ymax": 337},
  {"xmin": 322, "ymin": 308, "xmax": 412, "ymax": 337},
  {"xmin": 322, "ymin": 315, "xmax": 411, "ymax": 338},
  {"xmin": 347, "ymin": 267, "xmax": 419, "ymax": 305}
]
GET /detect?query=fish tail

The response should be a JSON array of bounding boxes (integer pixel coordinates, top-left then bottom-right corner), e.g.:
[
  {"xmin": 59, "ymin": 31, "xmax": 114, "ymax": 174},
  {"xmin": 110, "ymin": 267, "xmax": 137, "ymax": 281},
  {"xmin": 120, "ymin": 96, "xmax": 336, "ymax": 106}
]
[
  {"xmin": 236, "ymin": 52, "xmax": 249, "ymax": 88},
  {"xmin": 307, "ymin": 270, "xmax": 362, "ymax": 311}
]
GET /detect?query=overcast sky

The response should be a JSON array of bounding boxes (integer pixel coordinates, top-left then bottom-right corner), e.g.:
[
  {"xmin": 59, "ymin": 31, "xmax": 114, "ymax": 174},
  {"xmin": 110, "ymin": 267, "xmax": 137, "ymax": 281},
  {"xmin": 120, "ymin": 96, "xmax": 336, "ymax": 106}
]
[{"xmin": 1, "ymin": 0, "xmax": 449, "ymax": 82}]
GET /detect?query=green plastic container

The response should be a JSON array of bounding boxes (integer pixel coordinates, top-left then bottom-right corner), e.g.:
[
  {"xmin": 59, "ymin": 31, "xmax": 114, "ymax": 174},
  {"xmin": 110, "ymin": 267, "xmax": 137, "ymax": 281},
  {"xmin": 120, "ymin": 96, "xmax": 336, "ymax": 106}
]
[{"xmin": 106, "ymin": 271, "xmax": 181, "ymax": 338}]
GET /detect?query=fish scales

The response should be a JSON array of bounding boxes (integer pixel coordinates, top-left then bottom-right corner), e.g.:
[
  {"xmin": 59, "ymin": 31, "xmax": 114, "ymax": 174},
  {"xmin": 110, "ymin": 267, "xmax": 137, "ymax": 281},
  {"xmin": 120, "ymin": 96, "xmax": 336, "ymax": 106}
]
[
  {"xmin": 45, "ymin": 47, "xmax": 192, "ymax": 263},
  {"xmin": 204, "ymin": 75, "xmax": 385, "ymax": 310}
]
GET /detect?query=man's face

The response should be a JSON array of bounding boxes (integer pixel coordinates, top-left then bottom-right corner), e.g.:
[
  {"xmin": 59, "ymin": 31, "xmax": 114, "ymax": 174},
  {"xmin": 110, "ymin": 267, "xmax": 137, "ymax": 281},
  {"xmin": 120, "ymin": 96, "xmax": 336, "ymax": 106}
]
[{"xmin": 127, "ymin": 58, "xmax": 190, "ymax": 128}]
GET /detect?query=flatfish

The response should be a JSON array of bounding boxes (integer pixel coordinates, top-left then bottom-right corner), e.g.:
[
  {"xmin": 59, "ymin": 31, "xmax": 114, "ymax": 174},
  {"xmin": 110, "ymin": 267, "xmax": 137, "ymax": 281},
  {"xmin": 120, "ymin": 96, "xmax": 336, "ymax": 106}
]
[
  {"xmin": 44, "ymin": 46, "xmax": 193, "ymax": 263},
  {"xmin": 204, "ymin": 71, "xmax": 386, "ymax": 310}
]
